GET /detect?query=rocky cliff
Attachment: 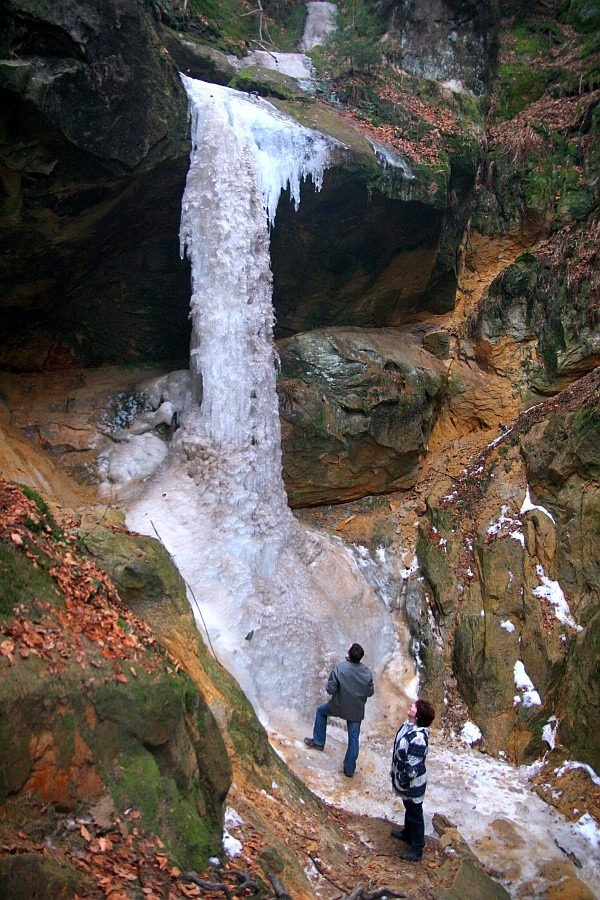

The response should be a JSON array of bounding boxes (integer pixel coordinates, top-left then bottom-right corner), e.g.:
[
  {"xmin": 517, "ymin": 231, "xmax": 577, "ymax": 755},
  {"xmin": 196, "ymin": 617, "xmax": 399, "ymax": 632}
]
[{"xmin": 0, "ymin": 0, "xmax": 598, "ymax": 896}]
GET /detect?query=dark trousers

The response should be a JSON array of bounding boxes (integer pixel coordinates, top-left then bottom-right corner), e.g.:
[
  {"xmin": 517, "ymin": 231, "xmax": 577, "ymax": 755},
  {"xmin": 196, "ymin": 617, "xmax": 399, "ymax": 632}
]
[
  {"xmin": 313, "ymin": 703, "xmax": 362, "ymax": 775},
  {"xmin": 402, "ymin": 798, "xmax": 425, "ymax": 853}
]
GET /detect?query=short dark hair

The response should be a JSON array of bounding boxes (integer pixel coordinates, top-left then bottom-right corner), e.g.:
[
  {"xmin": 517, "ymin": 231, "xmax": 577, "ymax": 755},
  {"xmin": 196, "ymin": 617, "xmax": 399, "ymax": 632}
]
[
  {"xmin": 415, "ymin": 699, "xmax": 435, "ymax": 727},
  {"xmin": 348, "ymin": 643, "xmax": 364, "ymax": 662}
]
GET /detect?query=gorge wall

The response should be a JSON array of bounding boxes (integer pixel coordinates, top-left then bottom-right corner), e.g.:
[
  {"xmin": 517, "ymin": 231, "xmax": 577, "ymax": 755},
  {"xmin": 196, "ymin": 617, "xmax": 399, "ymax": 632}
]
[{"xmin": 0, "ymin": 0, "xmax": 598, "ymax": 893}]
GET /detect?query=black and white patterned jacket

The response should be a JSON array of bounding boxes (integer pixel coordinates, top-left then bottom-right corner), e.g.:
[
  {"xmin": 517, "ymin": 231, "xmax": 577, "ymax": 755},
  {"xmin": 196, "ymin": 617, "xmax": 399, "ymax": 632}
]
[{"xmin": 390, "ymin": 721, "xmax": 430, "ymax": 803}]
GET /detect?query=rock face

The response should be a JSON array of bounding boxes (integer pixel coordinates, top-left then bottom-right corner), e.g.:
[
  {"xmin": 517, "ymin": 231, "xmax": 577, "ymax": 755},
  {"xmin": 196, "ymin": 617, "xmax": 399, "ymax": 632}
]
[
  {"xmin": 471, "ymin": 228, "xmax": 600, "ymax": 394},
  {"xmin": 413, "ymin": 372, "xmax": 600, "ymax": 767},
  {"xmin": 383, "ymin": 0, "xmax": 495, "ymax": 95},
  {"xmin": 0, "ymin": 0, "xmax": 480, "ymax": 371},
  {"xmin": 278, "ymin": 327, "xmax": 448, "ymax": 505},
  {"xmin": 0, "ymin": 484, "xmax": 232, "ymax": 886},
  {"xmin": 0, "ymin": 0, "xmax": 192, "ymax": 370}
]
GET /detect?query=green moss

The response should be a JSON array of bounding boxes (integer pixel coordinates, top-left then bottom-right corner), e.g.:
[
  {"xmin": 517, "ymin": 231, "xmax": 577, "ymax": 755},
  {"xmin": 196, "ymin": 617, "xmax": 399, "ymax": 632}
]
[
  {"xmin": 110, "ymin": 744, "xmax": 217, "ymax": 868},
  {"xmin": 522, "ymin": 157, "xmax": 555, "ymax": 213},
  {"xmin": 558, "ymin": 0, "xmax": 600, "ymax": 34},
  {"xmin": 512, "ymin": 18, "xmax": 566, "ymax": 57},
  {"xmin": 416, "ymin": 525, "xmax": 457, "ymax": 619},
  {"xmin": 228, "ymin": 66, "xmax": 297, "ymax": 100},
  {"xmin": 170, "ymin": 789, "xmax": 215, "ymax": 865},
  {"xmin": 556, "ymin": 188, "xmax": 595, "ymax": 223},
  {"xmin": 229, "ymin": 708, "xmax": 271, "ymax": 767},
  {"xmin": 112, "ymin": 747, "xmax": 161, "ymax": 824},
  {"xmin": 493, "ymin": 63, "xmax": 556, "ymax": 122},
  {"xmin": 570, "ymin": 406, "xmax": 600, "ymax": 478},
  {"xmin": 19, "ymin": 485, "xmax": 63, "ymax": 540},
  {"xmin": 0, "ymin": 543, "xmax": 61, "ymax": 618},
  {"xmin": 94, "ymin": 666, "xmax": 188, "ymax": 745}
]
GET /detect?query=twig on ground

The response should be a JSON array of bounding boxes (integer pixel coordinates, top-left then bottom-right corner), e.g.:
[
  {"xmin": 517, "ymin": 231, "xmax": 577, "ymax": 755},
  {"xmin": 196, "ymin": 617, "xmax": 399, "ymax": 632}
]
[
  {"xmin": 308, "ymin": 853, "xmax": 349, "ymax": 892},
  {"xmin": 266, "ymin": 870, "xmax": 292, "ymax": 898}
]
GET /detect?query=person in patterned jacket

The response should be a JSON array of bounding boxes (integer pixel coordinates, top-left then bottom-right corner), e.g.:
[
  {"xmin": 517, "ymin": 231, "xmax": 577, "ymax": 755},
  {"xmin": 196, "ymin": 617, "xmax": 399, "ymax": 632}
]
[{"xmin": 390, "ymin": 698, "xmax": 436, "ymax": 861}]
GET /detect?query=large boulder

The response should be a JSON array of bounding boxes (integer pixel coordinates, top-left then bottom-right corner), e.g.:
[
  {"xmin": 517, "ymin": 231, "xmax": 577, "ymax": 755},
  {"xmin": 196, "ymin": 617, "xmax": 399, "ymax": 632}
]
[{"xmin": 278, "ymin": 326, "xmax": 448, "ymax": 505}]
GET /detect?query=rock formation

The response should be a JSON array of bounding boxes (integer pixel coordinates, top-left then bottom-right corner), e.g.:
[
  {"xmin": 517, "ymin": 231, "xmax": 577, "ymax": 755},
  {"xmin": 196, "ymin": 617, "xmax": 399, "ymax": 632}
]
[{"xmin": 0, "ymin": 0, "xmax": 598, "ymax": 895}]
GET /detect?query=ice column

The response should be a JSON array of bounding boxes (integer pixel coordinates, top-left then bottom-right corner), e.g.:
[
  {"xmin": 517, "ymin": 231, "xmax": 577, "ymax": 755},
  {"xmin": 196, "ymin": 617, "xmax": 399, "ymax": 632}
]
[{"xmin": 179, "ymin": 77, "xmax": 336, "ymax": 578}]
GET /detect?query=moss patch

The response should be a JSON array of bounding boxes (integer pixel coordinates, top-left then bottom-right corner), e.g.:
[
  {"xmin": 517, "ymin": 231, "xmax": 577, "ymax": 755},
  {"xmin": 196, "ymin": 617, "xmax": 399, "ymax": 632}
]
[{"xmin": 0, "ymin": 543, "xmax": 61, "ymax": 618}]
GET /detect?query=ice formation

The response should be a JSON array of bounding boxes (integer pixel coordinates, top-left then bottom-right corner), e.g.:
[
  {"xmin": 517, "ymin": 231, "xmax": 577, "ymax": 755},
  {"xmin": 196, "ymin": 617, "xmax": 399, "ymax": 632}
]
[
  {"xmin": 125, "ymin": 77, "xmax": 397, "ymax": 728},
  {"xmin": 300, "ymin": 1, "xmax": 338, "ymax": 51}
]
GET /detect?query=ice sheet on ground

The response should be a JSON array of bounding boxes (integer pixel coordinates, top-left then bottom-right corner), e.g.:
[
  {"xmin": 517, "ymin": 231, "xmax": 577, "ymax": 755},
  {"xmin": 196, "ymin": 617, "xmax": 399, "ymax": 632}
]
[{"xmin": 270, "ymin": 710, "xmax": 600, "ymax": 898}]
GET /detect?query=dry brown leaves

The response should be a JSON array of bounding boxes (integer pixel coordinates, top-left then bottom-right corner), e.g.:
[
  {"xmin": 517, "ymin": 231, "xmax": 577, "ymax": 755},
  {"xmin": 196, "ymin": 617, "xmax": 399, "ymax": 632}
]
[
  {"xmin": 489, "ymin": 89, "xmax": 600, "ymax": 157},
  {"xmin": 333, "ymin": 72, "xmax": 465, "ymax": 166},
  {"xmin": 0, "ymin": 481, "xmax": 181, "ymax": 679},
  {"xmin": 2, "ymin": 811, "xmax": 254, "ymax": 900},
  {"xmin": 338, "ymin": 108, "xmax": 443, "ymax": 165},
  {"xmin": 535, "ymin": 219, "xmax": 600, "ymax": 323}
]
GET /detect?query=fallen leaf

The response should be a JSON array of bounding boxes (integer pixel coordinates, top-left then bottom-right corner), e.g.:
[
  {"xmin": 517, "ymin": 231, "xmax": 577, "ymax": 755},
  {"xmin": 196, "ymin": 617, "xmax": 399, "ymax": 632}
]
[
  {"xmin": 0, "ymin": 640, "xmax": 15, "ymax": 657},
  {"xmin": 10, "ymin": 533, "xmax": 23, "ymax": 545}
]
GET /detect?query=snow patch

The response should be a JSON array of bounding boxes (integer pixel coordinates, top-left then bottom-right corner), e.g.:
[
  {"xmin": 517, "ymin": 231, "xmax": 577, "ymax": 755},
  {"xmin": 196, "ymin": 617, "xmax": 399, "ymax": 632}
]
[
  {"xmin": 513, "ymin": 660, "xmax": 542, "ymax": 707},
  {"xmin": 461, "ymin": 721, "xmax": 482, "ymax": 745},
  {"xmin": 542, "ymin": 716, "xmax": 559, "ymax": 750},
  {"xmin": 520, "ymin": 485, "xmax": 556, "ymax": 523},
  {"xmin": 533, "ymin": 564, "xmax": 582, "ymax": 631}
]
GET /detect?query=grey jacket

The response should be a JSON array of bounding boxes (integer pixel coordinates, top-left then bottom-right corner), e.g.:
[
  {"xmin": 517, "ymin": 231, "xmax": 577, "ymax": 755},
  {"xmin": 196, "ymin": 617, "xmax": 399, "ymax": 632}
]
[{"xmin": 326, "ymin": 658, "xmax": 374, "ymax": 722}]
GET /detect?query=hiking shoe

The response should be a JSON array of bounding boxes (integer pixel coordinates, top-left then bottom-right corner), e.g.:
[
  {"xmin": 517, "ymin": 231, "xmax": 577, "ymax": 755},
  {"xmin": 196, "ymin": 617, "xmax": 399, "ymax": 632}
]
[
  {"xmin": 303, "ymin": 738, "xmax": 324, "ymax": 750},
  {"xmin": 390, "ymin": 829, "xmax": 409, "ymax": 842},
  {"xmin": 343, "ymin": 771, "xmax": 354, "ymax": 778},
  {"xmin": 401, "ymin": 848, "xmax": 422, "ymax": 862}
]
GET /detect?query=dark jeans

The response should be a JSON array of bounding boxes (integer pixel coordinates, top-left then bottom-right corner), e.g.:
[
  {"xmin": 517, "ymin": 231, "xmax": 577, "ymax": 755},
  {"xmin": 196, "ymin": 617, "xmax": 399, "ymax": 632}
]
[
  {"xmin": 402, "ymin": 798, "xmax": 425, "ymax": 853},
  {"xmin": 312, "ymin": 702, "xmax": 362, "ymax": 776}
]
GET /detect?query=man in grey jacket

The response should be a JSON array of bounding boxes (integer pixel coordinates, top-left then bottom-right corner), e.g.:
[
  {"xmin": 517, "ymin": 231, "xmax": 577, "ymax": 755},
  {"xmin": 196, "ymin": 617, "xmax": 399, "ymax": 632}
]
[{"xmin": 304, "ymin": 643, "xmax": 374, "ymax": 777}]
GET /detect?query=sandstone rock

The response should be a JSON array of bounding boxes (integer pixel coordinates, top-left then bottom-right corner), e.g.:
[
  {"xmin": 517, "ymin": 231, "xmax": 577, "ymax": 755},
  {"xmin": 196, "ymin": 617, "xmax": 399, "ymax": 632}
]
[
  {"xmin": 278, "ymin": 327, "xmax": 447, "ymax": 506},
  {"xmin": 0, "ymin": 495, "xmax": 231, "ymax": 871},
  {"xmin": 416, "ymin": 372, "xmax": 600, "ymax": 764},
  {"xmin": 436, "ymin": 857, "xmax": 510, "ymax": 899},
  {"xmin": 423, "ymin": 329, "xmax": 451, "ymax": 359}
]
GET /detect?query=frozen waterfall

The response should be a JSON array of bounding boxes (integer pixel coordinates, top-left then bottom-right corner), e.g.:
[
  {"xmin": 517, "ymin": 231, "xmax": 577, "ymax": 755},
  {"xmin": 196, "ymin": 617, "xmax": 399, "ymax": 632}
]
[
  {"xmin": 178, "ymin": 77, "xmax": 335, "ymax": 577},
  {"xmin": 300, "ymin": 2, "xmax": 338, "ymax": 52},
  {"xmin": 125, "ymin": 77, "xmax": 398, "ymax": 729}
]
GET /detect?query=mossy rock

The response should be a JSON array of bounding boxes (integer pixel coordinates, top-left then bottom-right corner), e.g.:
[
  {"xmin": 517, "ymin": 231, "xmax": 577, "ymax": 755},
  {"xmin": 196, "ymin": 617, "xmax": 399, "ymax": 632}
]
[
  {"xmin": 437, "ymin": 857, "xmax": 510, "ymax": 899},
  {"xmin": 0, "ymin": 542, "xmax": 62, "ymax": 618},
  {"xmin": 0, "ymin": 504, "xmax": 232, "ymax": 872},
  {"xmin": 0, "ymin": 853, "xmax": 84, "ymax": 900},
  {"xmin": 163, "ymin": 32, "xmax": 238, "ymax": 84},
  {"xmin": 78, "ymin": 519, "xmax": 190, "ymax": 624},
  {"xmin": 79, "ymin": 519, "xmax": 274, "ymax": 779},
  {"xmin": 416, "ymin": 524, "xmax": 458, "ymax": 619},
  {"xmin": 559, "ymin": 609, "xmax": 600, "ymax": 771},
  {"xmin": 229, "ymin": 65, "xmax": 309, "ymax": 101}
]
